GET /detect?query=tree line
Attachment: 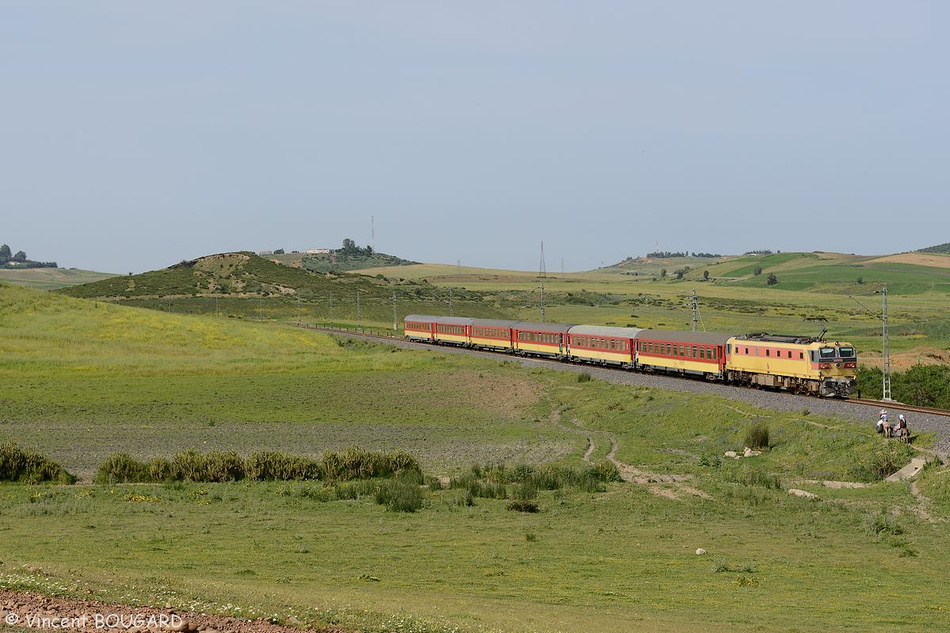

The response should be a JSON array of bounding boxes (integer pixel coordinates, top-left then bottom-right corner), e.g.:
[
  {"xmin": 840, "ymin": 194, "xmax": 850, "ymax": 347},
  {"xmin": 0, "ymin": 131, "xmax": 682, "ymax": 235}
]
[{"xmin": 0, "ymin": 243, "xmax": 58, "ymax": 269}]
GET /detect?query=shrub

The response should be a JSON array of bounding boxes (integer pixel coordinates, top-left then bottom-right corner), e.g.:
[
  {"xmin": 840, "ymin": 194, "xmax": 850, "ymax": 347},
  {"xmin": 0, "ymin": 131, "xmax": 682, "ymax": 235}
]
[
  {"xmin": 849, "ymin": 443, "xmax": 914, "ymax": 482},
  {"xmin": 200, "ymin": 451, "xmax": 246, "ymax": 482},
  {"xmin": 320, "ymin": 447, "xmax": 422, "ymax": 481},
  {"xmin": 864, "ymin": 512, "xmax": 905, "ymax": 537},
  {"xmin": 373, "ymin": 476, "xmax": 425, "ymax": 512},
  {"xmin": 576, "ymin": 372, "xmax": 592, "ymax": 383},
  {"xmin": 507, "ymin": 500, "xmax": 539, "ymax": 513},
  {"xmin": 94, "ymin": 453, "xmax": 150, "ymax": 484},
  {"xmin": 1, "ymin": 442, "xmax": 75, "ymax": 484},
  {"xmin": 245, "ymin": 451, "xmax": 320, "ymax": 481},
  {"xmin": 147, "ymin": 458, "xmax": 178, "ymax": 482},
  {"xmin": 744, "ymin": 423, "xmax": 770, "ymax": 450}
]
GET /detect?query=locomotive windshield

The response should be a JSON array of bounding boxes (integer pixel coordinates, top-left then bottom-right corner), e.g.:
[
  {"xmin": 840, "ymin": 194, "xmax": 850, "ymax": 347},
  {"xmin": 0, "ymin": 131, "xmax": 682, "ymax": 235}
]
[
  {"xmin": 818, "ymin": 347, "xmax": 836, "ymax": 359},
  {"xmin": 838, "ymin": 346, "xmax": 856, "ymax": 359}
]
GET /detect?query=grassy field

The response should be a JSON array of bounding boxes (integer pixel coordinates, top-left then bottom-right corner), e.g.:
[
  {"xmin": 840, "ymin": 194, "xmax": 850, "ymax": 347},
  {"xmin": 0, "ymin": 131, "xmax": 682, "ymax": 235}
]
[
  {"xmin": 2, "ymin": 282, "xmax": 950, "ymax": 631},
  {"xmin": 362, "ymin": 252, "xmax": 950, "ymax": 370},
  {"xmin": 0, "ymin": 267, "xmax": 117, "ymax": 290},
  {"xmin": 45, "ymin": 250, "xmax": 950, "ymax": 374}
]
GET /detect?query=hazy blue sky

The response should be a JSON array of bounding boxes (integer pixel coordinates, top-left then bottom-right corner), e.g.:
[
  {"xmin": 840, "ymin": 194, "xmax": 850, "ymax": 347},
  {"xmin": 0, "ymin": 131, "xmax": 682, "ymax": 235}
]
[{"xmin": 3, "ymin": 2, "xmax": 948, "ymax": 273}]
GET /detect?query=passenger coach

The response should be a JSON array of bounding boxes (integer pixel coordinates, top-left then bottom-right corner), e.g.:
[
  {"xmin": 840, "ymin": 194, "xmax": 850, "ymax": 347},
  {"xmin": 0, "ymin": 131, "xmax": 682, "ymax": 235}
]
[
  {"xmin": 566, "ymin": 325, "xmax": 642, "ymax": 368},
  {"xmin": 403, "ymin": 315, "xmax": 473, "ymax": 346},
  {"xmin": 635, "ymin": 329, "xmax": 730, "ymax": 379}
]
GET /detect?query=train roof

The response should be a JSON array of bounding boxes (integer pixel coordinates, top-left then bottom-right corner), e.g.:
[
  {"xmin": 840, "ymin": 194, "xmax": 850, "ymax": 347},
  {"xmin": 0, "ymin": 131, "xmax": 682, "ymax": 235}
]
[
  {"xmin": 470, "ymin": 318, "xmax": 522, "ymax": 328},
  {"xmin": 637, "ymin": 329, "xmax": 732, "ymax": 345},
  {"xmin": 567, "ymin": 325, "xmax": 644, "ymax": 338},
  {"xmin": 404, "ymin": 314, "xmax": 474, "ymax": 326},
  {"xmin": 733, "ymin": 332, "xmax": 826, "ymax": 344},
  {"xmin": 513, "ymin": 321, "xmax": 575, "ymax": 334}
]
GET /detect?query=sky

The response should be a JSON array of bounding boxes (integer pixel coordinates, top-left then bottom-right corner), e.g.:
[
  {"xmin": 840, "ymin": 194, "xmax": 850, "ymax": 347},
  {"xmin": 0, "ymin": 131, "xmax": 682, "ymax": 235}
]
[{"xmin": 2, "ymin": 1, "xmax": 948, "ymax": 274}]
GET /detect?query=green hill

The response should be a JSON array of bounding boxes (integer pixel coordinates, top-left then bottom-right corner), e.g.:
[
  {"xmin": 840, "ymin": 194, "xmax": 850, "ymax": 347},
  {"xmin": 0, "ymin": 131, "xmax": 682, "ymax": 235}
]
[
  {"xmin": 918, "ymin": 242, "xmax": 950, "ymax": 254},
  {"xmin": 54, "ymin": 251, "xmax": 500, "ymax": 324}
]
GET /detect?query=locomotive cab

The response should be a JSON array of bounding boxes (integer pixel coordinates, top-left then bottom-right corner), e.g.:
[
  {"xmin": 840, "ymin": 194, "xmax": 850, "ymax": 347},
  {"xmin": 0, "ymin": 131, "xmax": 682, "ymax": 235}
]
[{"xmin": 813, "ymin": 344, "xmax": 857, "ymax": 397}]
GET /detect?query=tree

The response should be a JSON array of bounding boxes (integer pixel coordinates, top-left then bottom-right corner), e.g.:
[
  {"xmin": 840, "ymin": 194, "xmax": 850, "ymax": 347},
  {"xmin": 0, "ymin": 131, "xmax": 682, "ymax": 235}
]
[
  {"xmin": 753, "ymin": 267, "xmax": 763, "ymax": 276},
  {"xmin": 767, "ymin": 273, "xmax": 778, "ymax": 286},
  {"xmin": 12, "ymin": 250, "xmax": 27, "ymax": 263},
  {"xmin": 0, "ymin": 244, "xmax": 10, "ymax": 263},
  {"xmin": 703, "ymin": 270, "xmax": 710, "ymax": 281},
  {"xmin": 340, "ymin": 238, "xmax": 358, "ymax": 255}
]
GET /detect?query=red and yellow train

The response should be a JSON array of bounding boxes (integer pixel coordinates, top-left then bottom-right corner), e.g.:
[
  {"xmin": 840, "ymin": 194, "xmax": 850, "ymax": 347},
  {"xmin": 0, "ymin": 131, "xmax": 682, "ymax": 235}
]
[{"xmin": 404, "ymin": 315, "xmax": 857, "ymax": 398}]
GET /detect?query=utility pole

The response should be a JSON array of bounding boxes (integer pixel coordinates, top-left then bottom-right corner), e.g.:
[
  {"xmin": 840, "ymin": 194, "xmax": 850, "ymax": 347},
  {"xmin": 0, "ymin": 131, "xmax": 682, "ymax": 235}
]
[
  {"xmin": 690, "ymin": 290, "xmax": 698, "ymax": 332},
  {"xmin": 392, "ymin": 292, "xmax": 397, "ymax": 333},
  {"xmin": 850, "ymin": 286, "xmax": 892, "ymax": 401},
  {"xmin": 880, "ymin": 286, "xmax": 891, "ymax": 401},
  {"xmin": 356, "ymin": 289, "xmax": 361, "ymax": 332},
  {"xmin": 449, "ymin": 287, "xmax": 454, "ymax": 316}
]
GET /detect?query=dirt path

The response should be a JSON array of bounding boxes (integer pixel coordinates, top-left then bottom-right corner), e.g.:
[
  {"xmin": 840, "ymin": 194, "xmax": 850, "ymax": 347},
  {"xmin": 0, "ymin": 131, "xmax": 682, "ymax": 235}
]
[{"xmin": 548, "ymin": 408, "xmax": 711, "ymax": 500}]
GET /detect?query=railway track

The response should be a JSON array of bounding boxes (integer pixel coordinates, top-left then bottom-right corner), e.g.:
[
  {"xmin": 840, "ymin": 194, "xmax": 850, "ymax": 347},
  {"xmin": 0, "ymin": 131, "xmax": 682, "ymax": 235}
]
[
  {"xmin": 301, "ymin": 324, "xmax": 950, "ymax": 452},
  {"xmin": 850, "ymin": 398, "xmax": 950, "ymax": 418}
]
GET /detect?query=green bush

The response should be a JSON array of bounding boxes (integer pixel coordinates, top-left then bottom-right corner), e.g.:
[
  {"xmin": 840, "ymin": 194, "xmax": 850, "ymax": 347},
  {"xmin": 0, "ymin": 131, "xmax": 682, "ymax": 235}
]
[
  {"xmin": 849, "ymin": 443, "xmax": 915, "ymax": 482},
  {"xmin": 245, "ymin": 451, "xmax": 320, "ymax": 481},
  {"xmin": 94, "ymin": 453, "xmax": 150, "ymax": 484},
  {"xmin": 744, "ymin": 423, "xmax": 770, "ymax": 450},
  {"xmin": 373, "ymin": 476, "xmax": 425, "ymax": 512},
  {"xmin": 320, "ymin": 447, "xmax": 422, "ymax": 481},
  {"xmin": 0, "ymin": 442, "xmax": 75, "ymax": 484}
]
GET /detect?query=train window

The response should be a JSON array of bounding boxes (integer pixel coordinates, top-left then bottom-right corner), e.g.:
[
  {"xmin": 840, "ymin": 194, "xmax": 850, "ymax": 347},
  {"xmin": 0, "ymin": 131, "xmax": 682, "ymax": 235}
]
[
  {"xmin": 819, "ymin": 347, "xmax": 835, "ymax": 358},
  {"xmin": 788, "ymin": 351, "xmax": 793, "ymax": 359},
  {"xmin": 839, "ymin": 346, "xmax": 856, "ymax": 358},
  {"xmin": 745, "ymin": 347, "xmax": 749, "ymax": 355},
  {"xmin": 766, "ymin": 349, "xmax": 770, "ymax": 357},
  {"xmin": 800, "ymin": 352, "xmax": 804, "ymax": 359}
]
